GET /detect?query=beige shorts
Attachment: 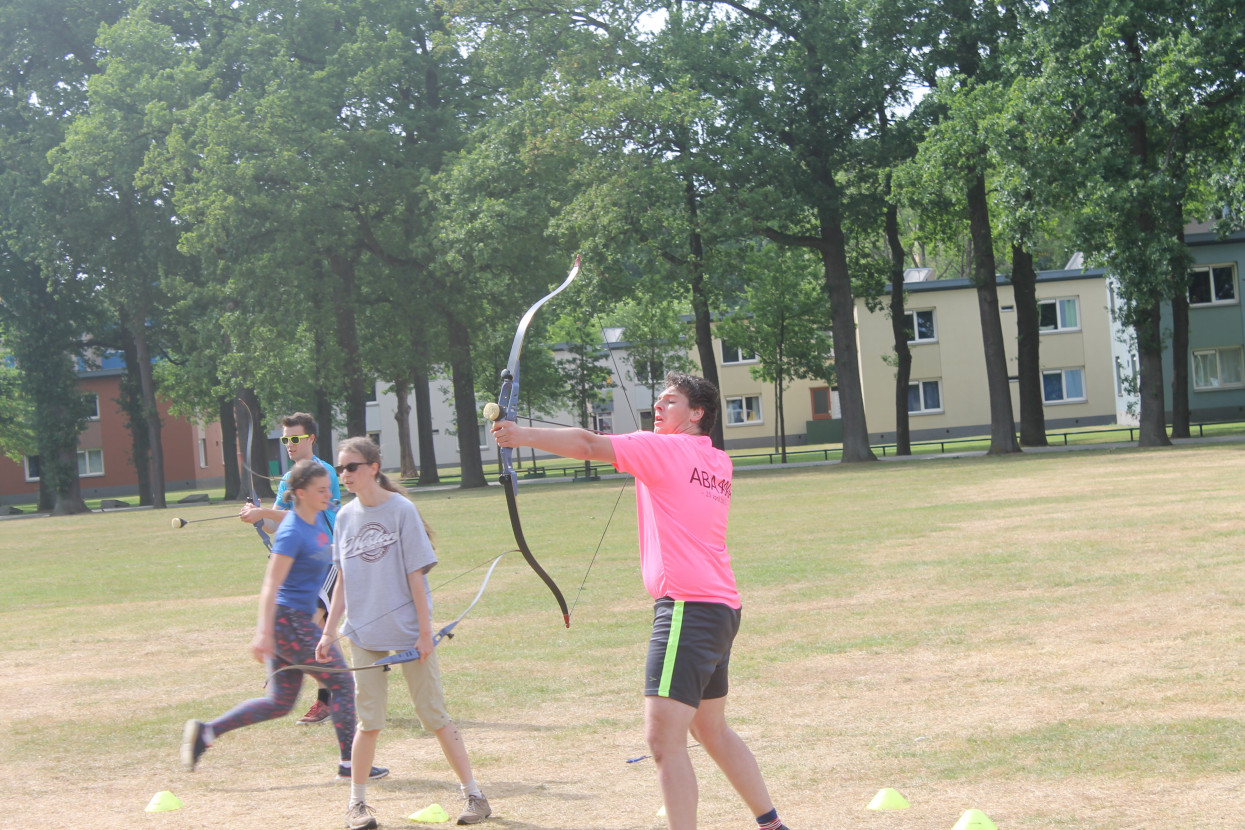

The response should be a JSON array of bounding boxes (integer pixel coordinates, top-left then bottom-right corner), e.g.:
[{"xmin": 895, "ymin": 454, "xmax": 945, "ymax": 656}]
[{"xmin": 350, "ymin": 641, "xmax": 452, "ymax": 733}]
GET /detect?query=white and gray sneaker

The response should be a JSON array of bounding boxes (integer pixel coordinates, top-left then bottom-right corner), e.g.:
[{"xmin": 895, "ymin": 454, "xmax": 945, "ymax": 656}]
[
  {"xmin": 456, "ymin": 793, "xmax": 491, "ymax": 825},
  {"xmin": 345, "ymin": 800, "xmax": 378, "ymax": 830}
]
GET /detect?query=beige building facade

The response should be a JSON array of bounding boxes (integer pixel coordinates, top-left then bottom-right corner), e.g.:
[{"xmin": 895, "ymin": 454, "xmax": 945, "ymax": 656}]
[
  {"xmin": 854, "ymin": 269, "xmax": 1117, "ymax": 443},
  {"xmin": 682, "ymin": 338, "xmax": 840, "ymax": 450}
]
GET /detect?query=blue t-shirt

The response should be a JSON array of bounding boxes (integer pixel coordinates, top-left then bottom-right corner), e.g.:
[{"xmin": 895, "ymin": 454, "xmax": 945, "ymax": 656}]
[
  {"xmin": 271, "ymin": 511, "xmax": 335, "ymax": 615},
  {"xmin": 274, "ymin": 456, "xmax": 341, "ymax": 527}
]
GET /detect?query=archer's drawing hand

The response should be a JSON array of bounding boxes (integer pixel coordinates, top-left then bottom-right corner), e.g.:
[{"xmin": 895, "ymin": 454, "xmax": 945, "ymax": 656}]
[{"xmin": 239, "ymin": 502, "xmax": 261, "ymax": 524}]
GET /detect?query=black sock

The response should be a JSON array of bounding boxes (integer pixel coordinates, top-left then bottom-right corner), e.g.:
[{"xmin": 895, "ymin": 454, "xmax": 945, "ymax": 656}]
[{"xmin": 318, "ymin": 688, "xmax": 331, "ymax": 705}]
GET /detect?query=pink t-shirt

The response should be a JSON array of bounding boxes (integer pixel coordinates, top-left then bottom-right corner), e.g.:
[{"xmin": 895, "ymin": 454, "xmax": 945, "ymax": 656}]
[{"xmin": 609, "ymin": 431, "xmax": 740, "ymax": 608}]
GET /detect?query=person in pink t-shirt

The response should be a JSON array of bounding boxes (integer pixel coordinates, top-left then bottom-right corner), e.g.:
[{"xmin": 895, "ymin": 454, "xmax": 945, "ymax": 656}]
[{"xmin": 491, "ymin": 372, "xmax": 792, "ymax": 830}]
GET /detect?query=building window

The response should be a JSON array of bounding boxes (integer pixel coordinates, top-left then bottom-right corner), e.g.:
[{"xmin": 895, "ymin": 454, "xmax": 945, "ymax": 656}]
[
  {"xmin": 199, "ymin": 438, "xmax": 209, "ymax": 468},
  {"xmin": 639, "ymin": 410, "xmax": 655, "ymax": 431},
  {"xmin": 904, "ymin": 309, "xmax": 937, "ymax": 343},
  {"xmin": 1039, "ymin": 298, "xmax": 1080, "ymax": 332},
  {"xmin": 1042, "ymin": 368, "xmax": 1086, "ymax": 403},
  {"xmin": 721, "ymin": 343, "xmax": 757, "ymax": 365},
  {"xmin": 810, "ymin": 387, "xmax": 833, "ymax": 420},
  {"xmin": 478, "ymin": 423, "xmax": 489, "ymax": 449},
  {"xmin": 1188, "ymin": 265, "xmax": 1237, "ymax": 306},
  {"xmin": 22, "ymin": 453, "xmax": 103, "ymax": 480},
  {"xmin": 907, "ymin": 380, "xmax": 942, "ymax": 414},
  {"xmin": 725, "ymin": 395, "xmax": 762, "ymax": 426},
  {"xmin": 78, "ymin": 448, "xmax": 105, "ymax": 477},
  {"xmin": 1192, "ymin": 347, "xmax": 1245, "ymax": 390},
  {"xmin": 86, "ymin": 393, "xmax": 100, "ymax": 421}
]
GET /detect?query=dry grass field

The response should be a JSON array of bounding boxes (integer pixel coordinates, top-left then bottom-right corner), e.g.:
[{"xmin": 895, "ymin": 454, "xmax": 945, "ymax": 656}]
[{"xmin": 4, "ymin": 441, "xmax": 1245, "ymax": 829}]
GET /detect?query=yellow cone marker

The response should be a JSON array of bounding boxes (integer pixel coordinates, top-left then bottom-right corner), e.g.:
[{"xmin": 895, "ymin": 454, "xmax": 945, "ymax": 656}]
[
  {"xmin": 144, "ymin": 791, "xmax": 183, "ymax": 812},
  {"xmin": 952, "ymin": 808, "xmax": 998, "ymax": 830},
  {"xmin": 867, "ymin": 788, "xmax": 911, "ymax": 810},
  {"xmin": 409, "ymin": 803, "xmax": 450, "ymax": 823}
]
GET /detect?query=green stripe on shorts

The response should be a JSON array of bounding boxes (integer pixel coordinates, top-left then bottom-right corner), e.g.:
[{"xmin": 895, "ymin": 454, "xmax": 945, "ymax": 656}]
[{"xmin": 658, "ymin": 600, "xmax": 685, "ymax": 698}]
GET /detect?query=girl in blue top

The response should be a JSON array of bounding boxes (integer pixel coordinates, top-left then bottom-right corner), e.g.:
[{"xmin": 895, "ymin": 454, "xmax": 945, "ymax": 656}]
[{"xmin": 181, "ymin": 460, "xmax": 379, "ymax": 788}]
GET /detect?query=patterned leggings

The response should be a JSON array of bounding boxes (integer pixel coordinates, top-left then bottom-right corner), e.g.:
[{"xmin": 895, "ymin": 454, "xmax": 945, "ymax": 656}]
[{"xmin": 208, "ymin": 606, "xmax": 356, "ymax": 760}]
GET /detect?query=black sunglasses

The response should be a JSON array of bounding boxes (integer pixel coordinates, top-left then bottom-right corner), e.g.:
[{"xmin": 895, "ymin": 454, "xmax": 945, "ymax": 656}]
[{"xmin": 334, "ymin": 461, "xmax": 372, "ymax": 474}]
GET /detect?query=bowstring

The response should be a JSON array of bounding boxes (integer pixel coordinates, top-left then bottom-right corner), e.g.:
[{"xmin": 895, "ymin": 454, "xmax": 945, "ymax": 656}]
[
  {"xmin": 316, "ymin": 550, "xmax": 517, "ymax": 653},
  {"xmin": 563, "ymin": 291, "xmax": 642, "ymax": 620}
]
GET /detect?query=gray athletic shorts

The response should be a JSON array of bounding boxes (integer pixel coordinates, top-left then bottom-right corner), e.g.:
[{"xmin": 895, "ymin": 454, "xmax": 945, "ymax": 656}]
[{"xmin": 644, "ymin": 598, "xmax": 741, "ymax": 708}]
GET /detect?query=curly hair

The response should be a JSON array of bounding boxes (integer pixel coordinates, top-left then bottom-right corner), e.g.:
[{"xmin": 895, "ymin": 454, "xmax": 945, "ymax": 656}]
[{"xmin": 664, "ymin": 371, "xmax": 720, "ymax": 436}]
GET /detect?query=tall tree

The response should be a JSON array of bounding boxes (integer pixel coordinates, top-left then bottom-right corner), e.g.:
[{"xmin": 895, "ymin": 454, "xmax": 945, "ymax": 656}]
[
  {"xmin": 0, "ymin": 0, "xmax": 126, "ymax": 513},
  {"xmin": 0, "ymin": 251, "xmax": 96, "ymax": 513},
  {"xmin": 906, "ymin": 0, "xmax": 1025, "ymax": 454},
  {"xmin": 683, "ymin": 0, "xmax": 922, "ymax": 462},
  {"xmin": 1024, "ymin": 1, "xmax": 1245, "ymax": 446}
]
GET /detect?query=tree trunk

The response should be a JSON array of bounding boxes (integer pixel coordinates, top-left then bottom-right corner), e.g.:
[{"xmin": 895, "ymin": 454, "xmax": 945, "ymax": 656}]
[
  {"xmin": 885, "ymin": 197, "xmax": 912, "ymax": 456},
  {"xmin": 684, "ymin": 175, "xmax": 725, "ymax": 449},
  {"xmin": 328, "ymin": 253, "xmax": 368, "ymax": 437},
  {"xmin": 393, "ymin": 376, "xmax": 418, "ymax": 479},
  {"xmin": 447, "ymin": 314, "xmax": 485, "ymax": 488},
  {"xmin": 1011, "ymin": 243, "xmax": 1047, "ymax": 446},
  {"xmin": 413, "ymin": 364, "xmax": 440, "ymax": 485},
  {"xmin": 771, "ymin": 375, "xmax": 781, "ymax": 465},
  {"xmin": 119, "ymin": 337, "xmax": 153, "ymax": 505},
  {"xmin": 219, "ymin": 396, "xmax": 240, "ymax": 500},
  {"xmin": 1169, "ymin": 222, "xmax": 1190, "ymax": 438},
  {"xmin": 817, "ymin": 201, "xmax": 876, "ymax": 463},
  {"xmin": 967, "ymin": 171, "xmax": 1020, "ymax": 454},
  {"xmin": 130, "ymin": 314, "xmax": 166, "ymax": 508},
  {"xmin": 1135, "ymin": 302, "xmax": 1171, "ymax": 447},
  {"xmin": 1121, "ymin": 31, "xmax": 1170, "ymax": 448},
  {"xmin": 51, "ymin": 445, "xmax": 89, "ymax": 515},
  {"xmin": 1169, "ymin": 291, "xmax": 1190, "ymax": 438},
  {"xmin": 314, "ymin": 389, "xmax": 334, "ymax": 462},
  {"xmin": 37, "ymin": 478, "xmax": 54, "ymax": 514}
]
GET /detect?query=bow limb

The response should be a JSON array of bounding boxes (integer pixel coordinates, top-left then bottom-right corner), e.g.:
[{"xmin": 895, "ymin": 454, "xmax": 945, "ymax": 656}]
[
  {"xmin": 266, "ymin": 555, "xmax": 506, "ymax": 685},
  {"xmin": 238, "ymin": 398, "xmax": 273, "ymax": 552},
  {"xmin": 434, "ymin": 552, "xmax": 507, "ymax": 640},
  {"xmin": 265, "ymin": 654, "xmax": 413, "ymax": 684},
  {"xmin": 489, "ymin": 256, "xmax": 580, "ymax": 628},
  {"xmin": 501, "ymin": 477, "xmax": 570, "ymax": 627}
]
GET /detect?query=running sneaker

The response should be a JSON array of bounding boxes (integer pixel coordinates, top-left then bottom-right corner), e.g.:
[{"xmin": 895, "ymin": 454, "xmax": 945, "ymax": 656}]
[
  {"xmin": 180, "ymin": 720, "xmax": 208, "ymax": 771},
  {"xmin": 337, "ymin": 765, "xmax": 390, "ymax": 781},
  {"xmin": 297, "ymin": 699, "xmax": 332, "ymax": 724},
  {"xmin": 457, "ymin": 793, "xmax": 492, "ymax": 825}
]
